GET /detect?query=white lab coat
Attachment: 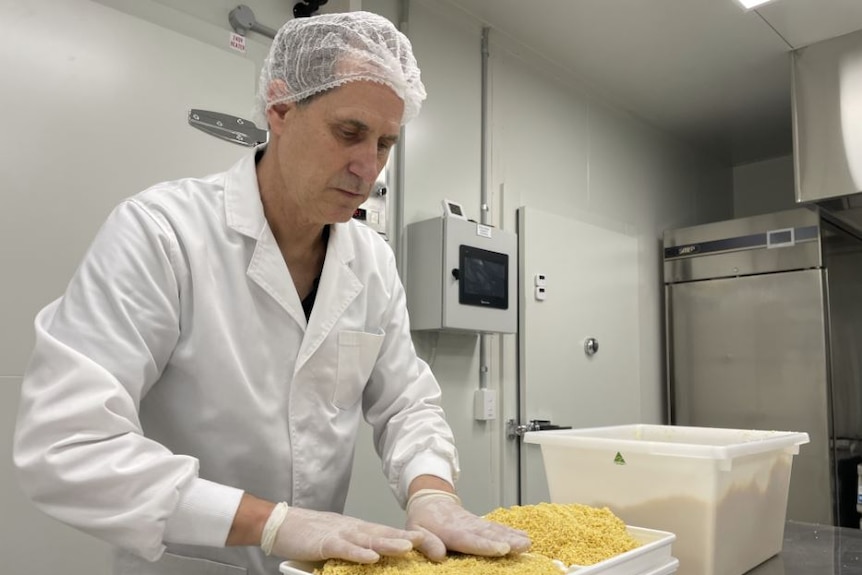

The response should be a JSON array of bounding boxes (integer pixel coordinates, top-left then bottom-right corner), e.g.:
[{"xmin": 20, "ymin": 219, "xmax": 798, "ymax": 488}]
[{"xmin": 13, "ymin": 151, "xmax": 459, "ymax": 575}]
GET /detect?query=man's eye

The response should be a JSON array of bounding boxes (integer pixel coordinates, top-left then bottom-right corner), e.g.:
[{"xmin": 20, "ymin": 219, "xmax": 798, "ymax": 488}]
[{"xmin": 339, "ymin": 130, "xmax": 359, "ymax": 140}]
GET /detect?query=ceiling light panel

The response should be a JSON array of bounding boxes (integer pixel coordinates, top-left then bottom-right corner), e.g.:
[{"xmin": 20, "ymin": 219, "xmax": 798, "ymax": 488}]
[{"xmin": 737, "ymin": 0, "xmax": 777, "ymax": 9}]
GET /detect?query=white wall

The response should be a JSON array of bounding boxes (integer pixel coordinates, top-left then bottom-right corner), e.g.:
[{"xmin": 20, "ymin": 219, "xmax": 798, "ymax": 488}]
[
  {"xmin": 733, "ymin": 154, "xmax": 796, "ymax": 217},
  {"xmin": 489, "ymin": 35, "xmax": 732, "ymax": 436},
  {"xmin": 2, "ymin": 0, "xmax": 734, "ymax": 573},
  {"xmin": 346, "ymin": 0, "xmax": 734, "ymax": 527},
  {"xmin": 1, "ymin": 1, "xmax": 263, "ymax": 573}
]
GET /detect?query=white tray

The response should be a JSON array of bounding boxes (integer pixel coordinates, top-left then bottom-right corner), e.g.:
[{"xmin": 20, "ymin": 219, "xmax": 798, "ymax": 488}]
[
  {"xmin": 279, "ymin": 525, "xmax": 676, "ymax": 575},
  {"xmin": 280, "ymin": 560, "xmax": 321, "ymax": 574},
  {"xmin": 639, "ymin": 557, "xmax": 679, "ymax": 575},
  {"xmin": 566, "ymin": 526, "xmax": 675, "ymax": 574}
]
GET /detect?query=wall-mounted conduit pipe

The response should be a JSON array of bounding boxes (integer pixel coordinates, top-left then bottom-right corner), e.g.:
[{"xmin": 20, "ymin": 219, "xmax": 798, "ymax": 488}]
[
  {"xmin": 229, "ymin": 5, "xmax": 278, "ymax": 39},
  {"xmin": 479, "ymin": 26, "xmax": 491, "ymax": 392},
  {"xmin": 394, "ymin": 0, "xmax": 411, "ymax": 276}
]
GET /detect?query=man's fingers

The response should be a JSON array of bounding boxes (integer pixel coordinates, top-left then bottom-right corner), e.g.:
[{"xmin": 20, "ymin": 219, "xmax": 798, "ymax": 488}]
[
  {"xmin": 445, "ymin": 532, "xmax": 510, "ymax": 557},
  {"xmin": 362, "ymin": 525, "xmax": 425, "ymax": 546},
  {"xmin": 414, "ymin": 527, "xmax": 448, "ymax": 562},
  {"xmin": 367, "ymin": 536, "xmax": 414, "ymax": 556},
  {"xmin": 506, "ymin": 533, "xmax": 532, "ymax": 554},
  {"xmin": 322, "ymin": 538, "xmax": 380, "ymax": 564},
  {"xmin": 482, "ymin": 523, "xmax": 532, "ymax": 553},
  {"xmin": 333, "ymin": 527, "xmax": 422, "ymax": 559}
]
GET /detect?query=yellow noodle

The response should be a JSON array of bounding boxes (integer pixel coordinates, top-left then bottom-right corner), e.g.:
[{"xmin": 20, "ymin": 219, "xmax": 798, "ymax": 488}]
[
  {"xmin": 314, "ymin": 550, "xmax": 561, "ymax": 575},
  {"xmin": 485, "ymin": 502, "xmax": 640, "ymax": 566},
  {"xmin": 313, "ymin": 503, "xmax": 640, "ymax": 574}
]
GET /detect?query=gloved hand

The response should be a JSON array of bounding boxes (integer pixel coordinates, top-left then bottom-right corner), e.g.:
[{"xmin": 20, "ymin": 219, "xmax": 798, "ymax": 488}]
[
  {"xmin": 405, "ymin": 489, "xmax": 531, "ymax": 561},
  {"xmin": 262, "ymin": 503, "xmax": 425, "ymax": 563}
]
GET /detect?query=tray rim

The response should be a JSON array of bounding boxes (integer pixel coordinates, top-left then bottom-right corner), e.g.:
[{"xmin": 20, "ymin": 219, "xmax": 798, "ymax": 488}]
[
  {"xmin": 278, "ymin": 525, "xmax": 677, "ymax": 575},
  {"xmin": 566, "ymin": 525, "xmax": 676, "ymax": 574}
]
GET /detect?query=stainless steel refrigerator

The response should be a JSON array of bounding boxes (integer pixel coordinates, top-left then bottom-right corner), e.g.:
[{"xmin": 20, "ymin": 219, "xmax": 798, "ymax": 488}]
[{"xmin": 664, "ymin": 206, "xmax": 862, "ymax": 527}]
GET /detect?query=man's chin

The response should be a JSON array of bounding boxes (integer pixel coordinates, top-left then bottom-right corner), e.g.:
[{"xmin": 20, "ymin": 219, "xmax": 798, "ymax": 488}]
[{"xmin": 332, "ymin": 209, "xmax": 360, "ymax": 224}]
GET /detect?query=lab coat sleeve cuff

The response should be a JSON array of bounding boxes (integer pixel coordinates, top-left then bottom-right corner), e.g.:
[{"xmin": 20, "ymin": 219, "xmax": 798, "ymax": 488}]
[
  {"xmin": 399, "ymin": 452, "xmax": 455, "ymax": 499},
  {"xmin": 163, "ymin": 477, "xmax": 245, "ymax": 547}
]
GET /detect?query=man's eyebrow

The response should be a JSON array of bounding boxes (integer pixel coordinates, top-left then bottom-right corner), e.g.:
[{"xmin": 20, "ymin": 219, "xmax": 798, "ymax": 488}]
[
  {"xmin": 338, "ymin": 119, "xmax": 399, "ymax": 145},
  {"xmin": 339, "ymin": 119, "xmax": 369, "ymax": 133},
  {"xmin": 380, "ymin": 134, "xmax": 400, "ymax": 146}
]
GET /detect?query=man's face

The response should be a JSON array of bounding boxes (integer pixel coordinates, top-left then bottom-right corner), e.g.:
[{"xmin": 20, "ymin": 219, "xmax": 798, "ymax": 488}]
[{"xmin": 267, "ymin": 81, "xmax": 404, "ymax": 224}]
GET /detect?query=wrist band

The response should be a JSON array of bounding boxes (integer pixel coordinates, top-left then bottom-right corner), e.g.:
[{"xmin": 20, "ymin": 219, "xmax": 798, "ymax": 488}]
[
  {"xmin": 260, "ymin": 502, "xmax": 289, "ymax": 556},
  {"xmin": 406, "ymin": 489, "xmax": 461, "ymax": 514}
]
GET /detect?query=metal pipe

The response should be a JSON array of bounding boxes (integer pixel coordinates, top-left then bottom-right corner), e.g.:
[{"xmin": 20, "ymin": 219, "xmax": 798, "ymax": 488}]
[
  {"xmin": 479, "ymin": 28, "xmax": 504, "ymax": 511},
  {"xmin": 480, "ymin": 27, "xmax": 491, "ymax": 228},
  {"xmin": 229, "ymin": 5, "xmax": 277, "ymax": 40},
  {"xmin": 479, "ymin": 27, "xmax": 491, "ymax": 391},
  {"xmin": 394, "ymin": 0, "xmax": 411, "ymax": 276}
]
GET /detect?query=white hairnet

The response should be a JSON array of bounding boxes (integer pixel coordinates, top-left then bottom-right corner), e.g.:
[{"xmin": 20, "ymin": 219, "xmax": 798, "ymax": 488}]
[{"xmin": 254, "ymin": 11, "xmax": 426, "ymax": 127}]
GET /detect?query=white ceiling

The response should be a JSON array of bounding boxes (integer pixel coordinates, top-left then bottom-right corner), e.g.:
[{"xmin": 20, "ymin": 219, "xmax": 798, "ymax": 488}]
[{"xmin": 441, "ymin": 0, "xmax": 862, "ymax": 167}]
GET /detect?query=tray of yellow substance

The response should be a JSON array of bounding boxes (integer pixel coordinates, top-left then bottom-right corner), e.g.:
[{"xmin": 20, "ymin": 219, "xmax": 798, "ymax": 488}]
[
  {"xmin": 279, "ymin": 503, "xmax": 677, "ymax": 575},
  {"xmin": 486, "ymin": 503, "xmax": 676, "ymax": 574}
]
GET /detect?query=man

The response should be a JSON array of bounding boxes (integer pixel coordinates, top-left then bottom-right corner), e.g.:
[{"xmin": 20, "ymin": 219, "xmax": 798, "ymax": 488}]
[{"xmin": 13, "ymin": 10, "xmax": 530, "ymax": 575}]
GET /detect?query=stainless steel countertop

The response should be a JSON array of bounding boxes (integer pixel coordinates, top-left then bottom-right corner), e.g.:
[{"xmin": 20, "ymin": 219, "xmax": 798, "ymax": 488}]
[{"xmin": 744, "ymin": 521, "xmax": 862, "ymax": 574}]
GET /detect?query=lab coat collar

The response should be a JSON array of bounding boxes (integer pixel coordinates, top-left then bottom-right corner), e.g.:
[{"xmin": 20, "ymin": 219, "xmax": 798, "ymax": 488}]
[
  {"xmin": 296, "ymin": 225, "xmax": 362, "ymax": 370},
  {"xmin": 222, "ymin": 148, "xmax": 363, "ymax": 369},
  {"xmin": 223, "ymin": 148, "xmax": 303, "ymax": 325},
  {"xmin": 222, "ymin": 146, "xmax": 360, "ymax": 270},
  {"xmin": 221, "ymin": 147, "xmax": 359, "ymax": 268},
  {"xmin": 223, "ymin": 147, "xmax": 267, "ymax": 239}
]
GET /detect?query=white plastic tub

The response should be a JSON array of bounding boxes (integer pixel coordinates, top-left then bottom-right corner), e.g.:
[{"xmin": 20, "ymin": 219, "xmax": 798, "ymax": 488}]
[
  {"xmin": 524, "ymin": 424, "xmax": 809, "ymax": 575},
  {"xmin": 279, "ymin": 525, "xmax": 676, "ymax": 575}
]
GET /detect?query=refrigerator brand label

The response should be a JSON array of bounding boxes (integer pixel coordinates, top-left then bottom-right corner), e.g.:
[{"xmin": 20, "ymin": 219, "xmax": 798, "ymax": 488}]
[{"xmin": 664, "ymin": 226, "xmax": 818, "ymax": 260}]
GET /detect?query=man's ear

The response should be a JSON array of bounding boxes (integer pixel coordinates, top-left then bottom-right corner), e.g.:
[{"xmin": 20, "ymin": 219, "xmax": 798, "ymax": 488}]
[
  {"xmin": 265, "ymin": 79, "xmax": 293, "ymax": 135},
  {"xmin": 266, "ymin": 102, "xmax": 292, "ymax": 135}
]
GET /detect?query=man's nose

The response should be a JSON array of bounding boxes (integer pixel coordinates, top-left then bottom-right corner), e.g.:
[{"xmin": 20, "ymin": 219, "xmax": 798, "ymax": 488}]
[{"xmin": 348, "ymin": 142, "xmax": 382, "ymax": 185}]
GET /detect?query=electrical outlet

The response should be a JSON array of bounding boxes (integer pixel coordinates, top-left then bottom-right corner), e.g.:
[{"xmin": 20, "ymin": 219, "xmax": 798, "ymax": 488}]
[{"xmin": 473, "ymin": 388, "xmax": 497, "ymax": 421}]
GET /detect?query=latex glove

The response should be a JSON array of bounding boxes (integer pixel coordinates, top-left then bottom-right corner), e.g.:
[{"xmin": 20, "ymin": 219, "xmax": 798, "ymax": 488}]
[
  {"xmin": 262, "ymin": 503, "xmax": 425, "ymax": 563},
  {"xmin": 405, "ymin": 489, "xmax": 531, "ymax": 561}
]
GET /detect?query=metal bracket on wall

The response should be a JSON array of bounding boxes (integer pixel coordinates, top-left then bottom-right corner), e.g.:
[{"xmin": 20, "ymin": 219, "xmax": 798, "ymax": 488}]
[{"xmin": 188, "ymin": 109, "xmax": 268, "ymax": 147}]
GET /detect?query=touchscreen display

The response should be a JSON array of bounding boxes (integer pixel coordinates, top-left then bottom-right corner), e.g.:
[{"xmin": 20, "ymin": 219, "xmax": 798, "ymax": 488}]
[{"xmin": 459, "ymin": 245, "xmax": 508, "ymax": 309}]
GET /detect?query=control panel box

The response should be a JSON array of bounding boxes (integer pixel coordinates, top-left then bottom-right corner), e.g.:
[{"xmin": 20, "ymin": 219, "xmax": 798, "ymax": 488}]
[{"xmin": 405, "ymin": 216, "xmax": 517, "ymax": 334}]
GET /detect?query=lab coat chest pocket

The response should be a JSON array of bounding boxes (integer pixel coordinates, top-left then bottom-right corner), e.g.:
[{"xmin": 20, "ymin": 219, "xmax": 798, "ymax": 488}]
[{"xmin": 335, "ymin": 329, "xmax": 385, "ymax": 409}]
